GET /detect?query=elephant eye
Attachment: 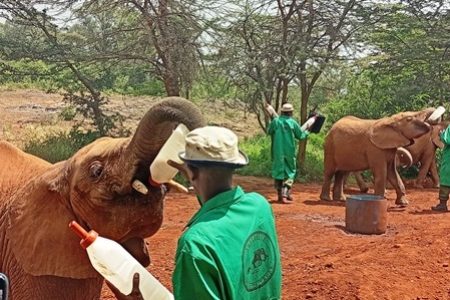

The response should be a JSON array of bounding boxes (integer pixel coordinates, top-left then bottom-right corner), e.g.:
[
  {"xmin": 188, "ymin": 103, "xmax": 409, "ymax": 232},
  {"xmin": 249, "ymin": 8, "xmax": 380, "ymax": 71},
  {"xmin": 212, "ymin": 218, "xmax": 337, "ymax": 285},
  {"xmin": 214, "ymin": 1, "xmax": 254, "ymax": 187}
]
[{"xmin": 89, "ymin": 162, "xmax": 104, "ymax": 179}]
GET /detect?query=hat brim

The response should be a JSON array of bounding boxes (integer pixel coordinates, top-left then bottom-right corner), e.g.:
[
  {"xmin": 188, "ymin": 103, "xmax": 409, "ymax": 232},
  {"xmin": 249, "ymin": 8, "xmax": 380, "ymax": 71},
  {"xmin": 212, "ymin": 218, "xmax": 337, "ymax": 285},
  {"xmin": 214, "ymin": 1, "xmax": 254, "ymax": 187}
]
[
  {"xmin": 281, "ymin": 109, "xmax": 293, "ymax": 112},
  {"xmin": 178, "ymin": 151, "xmax": 249, "ymax": 169}
]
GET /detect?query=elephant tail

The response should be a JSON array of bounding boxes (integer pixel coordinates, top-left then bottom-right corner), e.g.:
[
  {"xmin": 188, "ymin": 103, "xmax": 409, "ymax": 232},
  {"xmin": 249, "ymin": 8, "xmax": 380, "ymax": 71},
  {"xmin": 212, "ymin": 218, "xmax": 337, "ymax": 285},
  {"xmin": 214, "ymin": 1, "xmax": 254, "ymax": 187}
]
[{"xmin": 396, "ymin": 147, "xmax": 413, "ymax": 168}]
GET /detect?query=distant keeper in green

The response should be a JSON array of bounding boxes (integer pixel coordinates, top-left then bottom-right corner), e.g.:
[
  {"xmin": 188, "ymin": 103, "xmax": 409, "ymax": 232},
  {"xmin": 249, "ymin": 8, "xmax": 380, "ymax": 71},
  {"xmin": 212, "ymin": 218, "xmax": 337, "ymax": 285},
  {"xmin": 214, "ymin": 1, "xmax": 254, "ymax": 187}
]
[
  {"xmin": 432, "ymin": 124, "xmax": 450, "ymax": 212},
  {"xmin": 266, "ymin": 103, "xmax": 309, "ymax": 204}
]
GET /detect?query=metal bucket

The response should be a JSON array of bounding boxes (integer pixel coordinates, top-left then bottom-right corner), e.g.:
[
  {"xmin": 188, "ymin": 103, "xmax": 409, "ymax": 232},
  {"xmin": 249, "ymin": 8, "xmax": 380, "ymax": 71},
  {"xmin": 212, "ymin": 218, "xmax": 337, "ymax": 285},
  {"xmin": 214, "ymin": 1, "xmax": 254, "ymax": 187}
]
[{"xmin": 345, "ymin": 194, "xmax": 387, "ymax": 234}]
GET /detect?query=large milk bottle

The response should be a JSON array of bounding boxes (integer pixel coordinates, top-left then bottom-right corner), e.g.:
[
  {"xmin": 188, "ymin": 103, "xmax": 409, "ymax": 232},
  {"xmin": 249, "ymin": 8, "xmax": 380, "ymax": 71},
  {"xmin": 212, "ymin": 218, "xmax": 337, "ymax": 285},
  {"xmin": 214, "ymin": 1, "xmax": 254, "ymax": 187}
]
[
  {"xmin": 149, "ymin": 123, "xmax": 189, "ymax": 186},
  {"xmin": 69, "ymin": 221, "xmax": 173, "ymax": 300},
  {"xmin": 301, "ymin": 115, "xmax": 317, "ymax": 131}
]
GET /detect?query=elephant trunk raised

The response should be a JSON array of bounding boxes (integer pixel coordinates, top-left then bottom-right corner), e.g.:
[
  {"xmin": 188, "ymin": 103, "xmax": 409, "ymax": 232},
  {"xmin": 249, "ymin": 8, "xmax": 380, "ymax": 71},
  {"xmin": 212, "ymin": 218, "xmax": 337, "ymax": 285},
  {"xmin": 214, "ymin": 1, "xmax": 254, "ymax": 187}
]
[{"xmin": 122, "ymin": 97, "xmax": 204, "ymax": 194}]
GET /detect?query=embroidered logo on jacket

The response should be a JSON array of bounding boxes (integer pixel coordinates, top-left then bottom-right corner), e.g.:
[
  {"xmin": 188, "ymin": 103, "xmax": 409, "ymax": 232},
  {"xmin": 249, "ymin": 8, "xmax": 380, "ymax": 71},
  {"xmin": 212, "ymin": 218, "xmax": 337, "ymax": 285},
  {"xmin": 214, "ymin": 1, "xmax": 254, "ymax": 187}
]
[{"xmin": 242, "ymin": 231, "xmax": 276, "ymax": 291}]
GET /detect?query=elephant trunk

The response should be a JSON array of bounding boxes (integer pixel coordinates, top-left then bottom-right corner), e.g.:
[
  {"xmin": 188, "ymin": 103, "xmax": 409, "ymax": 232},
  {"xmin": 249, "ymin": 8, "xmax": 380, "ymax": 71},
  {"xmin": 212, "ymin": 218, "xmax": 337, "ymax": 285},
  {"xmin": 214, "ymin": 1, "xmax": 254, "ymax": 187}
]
[
  {"xmin": 396, "ymin": 147, "xmax": 413, "ymax": 168},
  {"xmin": 126, "ymin": 97, "xmax": 205, "ymax": 185}
]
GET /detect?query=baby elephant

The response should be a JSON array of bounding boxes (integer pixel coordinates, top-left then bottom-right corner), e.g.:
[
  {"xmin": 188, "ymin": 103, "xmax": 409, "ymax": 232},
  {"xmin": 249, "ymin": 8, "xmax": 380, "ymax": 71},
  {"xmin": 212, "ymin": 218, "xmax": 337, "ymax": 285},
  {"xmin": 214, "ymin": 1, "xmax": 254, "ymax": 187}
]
[{"xmin": 321, "ymin": 108, "xmax": 436, "ymax": 206}]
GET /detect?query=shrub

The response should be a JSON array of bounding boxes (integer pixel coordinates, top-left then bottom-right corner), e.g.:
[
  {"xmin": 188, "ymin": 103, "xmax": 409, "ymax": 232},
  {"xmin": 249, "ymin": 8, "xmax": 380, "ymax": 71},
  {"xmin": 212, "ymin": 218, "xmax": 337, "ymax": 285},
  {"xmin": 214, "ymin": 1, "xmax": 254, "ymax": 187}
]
[
  {"xmin": 24, "ymin": 128, "xmax": 99, "ymax": 163},
  {"xmin": 59, "ymin": 105, "xmax": 77, "ymax": 121}
]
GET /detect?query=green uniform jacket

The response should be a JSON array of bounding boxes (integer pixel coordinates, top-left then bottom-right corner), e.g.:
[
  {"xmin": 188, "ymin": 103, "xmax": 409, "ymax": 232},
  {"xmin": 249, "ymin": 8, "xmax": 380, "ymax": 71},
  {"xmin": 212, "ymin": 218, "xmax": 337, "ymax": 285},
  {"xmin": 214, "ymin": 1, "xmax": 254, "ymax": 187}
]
[
  {"xmin": 172, "ymin": 186, "xmax": 282, "ymax": 300},
  {"xmin": 439, "ymin": 125, "xmax": 450, "ymax": 186},
  {"xmin": 267, "ymin": 115, "xmax": 309, "ymax": 180}
]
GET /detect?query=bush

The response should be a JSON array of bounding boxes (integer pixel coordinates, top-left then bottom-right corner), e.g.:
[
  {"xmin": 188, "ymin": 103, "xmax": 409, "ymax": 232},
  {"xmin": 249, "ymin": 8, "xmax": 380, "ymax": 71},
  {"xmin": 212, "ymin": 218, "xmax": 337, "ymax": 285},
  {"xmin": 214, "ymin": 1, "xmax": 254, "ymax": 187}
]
[
  {"xmin": 236, "ymin": 135, "xmax": 272, "ymax": 177},
  {"xmin": 24, "ymin": 128, "xmax": 100, "ymax": 163},
  {"xmin": 59, "ymin": 105, "xmax": 77, "ymax": 121}
]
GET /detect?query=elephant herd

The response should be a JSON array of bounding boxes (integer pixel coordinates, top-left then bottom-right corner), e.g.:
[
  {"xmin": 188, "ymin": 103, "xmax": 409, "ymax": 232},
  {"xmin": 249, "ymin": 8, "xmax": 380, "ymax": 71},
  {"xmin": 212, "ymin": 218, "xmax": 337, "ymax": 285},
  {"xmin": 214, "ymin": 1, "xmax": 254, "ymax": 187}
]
[
  {"xmin": 0, "ymin": 97, "xmax": 446, "ymax": 299},
  {"xmin": 320, "ymin": 107, "xmax": 446, "ymax": 206}
]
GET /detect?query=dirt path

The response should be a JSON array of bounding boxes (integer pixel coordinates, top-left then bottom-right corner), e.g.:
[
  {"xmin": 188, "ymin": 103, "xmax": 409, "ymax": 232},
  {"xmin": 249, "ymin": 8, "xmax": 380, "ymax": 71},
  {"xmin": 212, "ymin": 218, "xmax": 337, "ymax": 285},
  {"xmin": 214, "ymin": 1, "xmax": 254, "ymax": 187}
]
[{"xmin": 99, "ymin": 176, "xmax": 450, "ymax": 300}]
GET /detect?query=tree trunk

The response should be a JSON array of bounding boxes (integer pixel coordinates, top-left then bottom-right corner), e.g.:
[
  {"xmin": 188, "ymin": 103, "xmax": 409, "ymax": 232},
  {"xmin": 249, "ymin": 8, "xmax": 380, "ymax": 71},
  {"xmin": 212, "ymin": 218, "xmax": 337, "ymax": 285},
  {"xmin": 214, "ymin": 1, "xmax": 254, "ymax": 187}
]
[{"xmin": 297, "ymin": 83, "xmax": 310, "ymax": 169}]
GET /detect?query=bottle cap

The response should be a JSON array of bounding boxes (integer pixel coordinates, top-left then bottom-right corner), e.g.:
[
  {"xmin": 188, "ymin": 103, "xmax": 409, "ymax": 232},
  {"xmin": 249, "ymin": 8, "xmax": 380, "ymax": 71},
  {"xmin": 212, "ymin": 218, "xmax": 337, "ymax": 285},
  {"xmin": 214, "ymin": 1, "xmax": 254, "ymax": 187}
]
[{"xmin": 69, "ymin": 221, "xmax": 98, "ymax": 249}]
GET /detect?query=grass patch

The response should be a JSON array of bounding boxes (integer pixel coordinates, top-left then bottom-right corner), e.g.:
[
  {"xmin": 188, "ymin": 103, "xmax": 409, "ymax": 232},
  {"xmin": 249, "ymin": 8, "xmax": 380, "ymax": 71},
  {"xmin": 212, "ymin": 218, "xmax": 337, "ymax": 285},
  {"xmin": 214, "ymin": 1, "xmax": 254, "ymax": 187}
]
[{"xmin": 24, "ymin": 128, "xmax": 100, "ymax": 163}]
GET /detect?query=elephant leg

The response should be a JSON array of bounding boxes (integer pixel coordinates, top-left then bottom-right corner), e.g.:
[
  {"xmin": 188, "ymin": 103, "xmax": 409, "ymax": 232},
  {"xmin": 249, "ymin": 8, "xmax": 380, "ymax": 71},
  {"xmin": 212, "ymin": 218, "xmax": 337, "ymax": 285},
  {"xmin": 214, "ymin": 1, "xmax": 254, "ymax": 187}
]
[
  {"xmin": 320, "ymin": 169, "xmax": 334, "ymax": 201},
  {"xmin": 372, "ymin": 163, "xmax": 387, "ymax": 198},
  {"xmin": 354, "ymin": 171, "xmax": 369, "ymax": 193},
  {"xmin": 333, "ymin": 171, "xmax": 347, "ymax": 201},
  {"xmin": 416, "ymin": 158, "xmax": 432, "ymax": 189},
  {"xmin": 430, "ymin": 158, "xmax": 440, "ymax": 188},
  {"xmin": 342, "ymin": 172, "xmax": 349, "ymax": 190},
  {"xmin": 386, "ymin": 161, "xmax": 408, "ymax": 206}
]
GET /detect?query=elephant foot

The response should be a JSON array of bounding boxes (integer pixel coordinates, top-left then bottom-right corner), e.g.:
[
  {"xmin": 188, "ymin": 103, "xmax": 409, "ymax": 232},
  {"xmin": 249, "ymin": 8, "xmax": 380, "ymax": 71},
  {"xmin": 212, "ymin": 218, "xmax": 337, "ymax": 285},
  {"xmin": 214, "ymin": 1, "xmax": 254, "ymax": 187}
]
[
  {"xmin": 360, "ymin": 187, "xmax": 369, "ymax": 193},
  {"xmin": 413, "ymin": 180, "xmax": 424, "ymax": 189},
  {"xmin": 395, "ymin": 197, "xmax": 409, "ymax": 207},
  {"xmin": 333, "ymin": 194, "xmax": 346, "ymax": 202},
  {"xmin": 320, "ymin": 193, "xmax": 332, "ymax": 202}
]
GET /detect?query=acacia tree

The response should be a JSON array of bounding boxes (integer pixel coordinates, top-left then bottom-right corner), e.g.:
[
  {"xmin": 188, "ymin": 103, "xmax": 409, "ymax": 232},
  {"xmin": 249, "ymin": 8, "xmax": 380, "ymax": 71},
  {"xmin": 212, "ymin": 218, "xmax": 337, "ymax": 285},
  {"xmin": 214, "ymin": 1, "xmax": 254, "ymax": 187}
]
[
  {"xmin": 214, "ymin": 0, "xmax": 383, "ymax": 165},
  {"xmin": 364, "ymin": 0, "xmax": 450, "ymax": 106},
  {"xmin": 77, "ymin": 0, "xmax": 204, "ymax": 97},
  {"xmin": 0, "ymin": 1, "xmax": 126, "ymax": 135}
]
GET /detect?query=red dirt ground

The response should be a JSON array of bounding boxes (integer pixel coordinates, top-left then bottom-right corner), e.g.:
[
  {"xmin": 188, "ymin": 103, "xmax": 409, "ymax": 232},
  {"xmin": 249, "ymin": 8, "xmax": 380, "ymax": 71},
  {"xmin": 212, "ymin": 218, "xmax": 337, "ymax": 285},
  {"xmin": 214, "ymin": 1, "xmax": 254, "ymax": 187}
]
[{"xmin": 100, "ymin": 176, "xmax": 450, "ymax": 300}]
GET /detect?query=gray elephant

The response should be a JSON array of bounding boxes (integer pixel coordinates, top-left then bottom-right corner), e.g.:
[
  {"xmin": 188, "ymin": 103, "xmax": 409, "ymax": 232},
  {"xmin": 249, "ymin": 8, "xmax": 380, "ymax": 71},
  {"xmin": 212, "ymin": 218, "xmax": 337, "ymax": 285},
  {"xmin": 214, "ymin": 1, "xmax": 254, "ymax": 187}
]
[
  {"xmin": 320, "ymin": 108, "xmax": 436, "ymax": 206},
  {"xmin": 0, "ymin": 97, "xmax": 204, "ymax": 299}
]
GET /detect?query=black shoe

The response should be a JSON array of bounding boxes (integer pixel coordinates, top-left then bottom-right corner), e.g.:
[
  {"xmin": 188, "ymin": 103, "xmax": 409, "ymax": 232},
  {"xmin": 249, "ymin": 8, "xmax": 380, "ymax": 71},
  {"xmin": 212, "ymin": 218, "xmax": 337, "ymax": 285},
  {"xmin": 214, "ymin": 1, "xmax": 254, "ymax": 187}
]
[{"xmin": 432, "ymin": 203, "xmax": 448, "ymax": 212}]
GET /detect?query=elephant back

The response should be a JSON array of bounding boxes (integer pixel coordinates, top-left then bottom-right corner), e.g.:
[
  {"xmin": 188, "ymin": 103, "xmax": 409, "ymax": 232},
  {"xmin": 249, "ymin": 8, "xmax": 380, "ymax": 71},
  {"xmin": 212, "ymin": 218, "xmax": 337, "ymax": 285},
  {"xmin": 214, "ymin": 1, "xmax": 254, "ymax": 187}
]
[
  {"xmin": 327, "ymin": 116, "xmax": 375, "ymax": 140},
  {"xmin": 0, "ymin": 141, "xmax": 51, "ymax": 195}
]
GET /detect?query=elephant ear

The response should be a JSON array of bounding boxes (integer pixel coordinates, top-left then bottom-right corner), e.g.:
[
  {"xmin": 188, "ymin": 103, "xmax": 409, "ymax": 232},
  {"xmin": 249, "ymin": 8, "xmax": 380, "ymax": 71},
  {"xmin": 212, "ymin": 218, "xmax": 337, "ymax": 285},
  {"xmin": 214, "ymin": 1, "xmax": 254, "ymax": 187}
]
[
  {"xmin": 369, "ymin": 117, "xmax": 411, "ymax": 149},
  {"xmin": 7, "ymin": 161, "xmax": 98, "ymax": 279}
]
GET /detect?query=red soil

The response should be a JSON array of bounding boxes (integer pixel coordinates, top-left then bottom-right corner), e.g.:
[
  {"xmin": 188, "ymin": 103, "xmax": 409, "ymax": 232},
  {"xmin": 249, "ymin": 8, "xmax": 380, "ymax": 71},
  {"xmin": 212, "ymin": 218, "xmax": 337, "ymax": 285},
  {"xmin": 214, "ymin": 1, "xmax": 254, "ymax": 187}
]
[{"xmin": 101, "ymin": 176, "xmax": 450, "ymax": 299}]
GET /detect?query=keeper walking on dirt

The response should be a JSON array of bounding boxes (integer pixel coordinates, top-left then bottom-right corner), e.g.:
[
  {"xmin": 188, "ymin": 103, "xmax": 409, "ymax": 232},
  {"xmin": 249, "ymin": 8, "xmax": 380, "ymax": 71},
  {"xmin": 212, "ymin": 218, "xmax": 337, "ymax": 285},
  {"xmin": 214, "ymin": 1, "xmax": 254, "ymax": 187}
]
[
  {"xmin": 265, "ymin": 102, "xmax": 310, "ymax": 204},
  {"xmin": 432, "ymin": 123, "xmax": 450, "ymax": 212},
  {"xmin": 111, "ymin": 126, "xmax": 282, "ymax": 300}
]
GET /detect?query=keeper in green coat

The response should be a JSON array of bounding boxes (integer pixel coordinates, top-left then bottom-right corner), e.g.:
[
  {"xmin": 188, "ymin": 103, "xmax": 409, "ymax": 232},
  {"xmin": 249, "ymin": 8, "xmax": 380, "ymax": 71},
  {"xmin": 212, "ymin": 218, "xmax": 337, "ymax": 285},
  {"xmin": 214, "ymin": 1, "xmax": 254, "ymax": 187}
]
[
  {"xmin": 432, "ymin": 124, "xmax": 450, "ymax": 211},
  {"xmin": 110, "ymin": 126, "xmax": 282, "ymax": 300},
  {"xmin": 267, "ymin": 103, "xmax": 309, "ymax": 203}
]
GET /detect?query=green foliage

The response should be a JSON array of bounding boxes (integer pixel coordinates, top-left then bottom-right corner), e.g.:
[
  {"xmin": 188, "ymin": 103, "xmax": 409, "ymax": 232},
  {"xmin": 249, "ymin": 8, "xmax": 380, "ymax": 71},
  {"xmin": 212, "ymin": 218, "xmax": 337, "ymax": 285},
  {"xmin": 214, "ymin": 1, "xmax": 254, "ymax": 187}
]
[
  {"xmin": 24, "ymin": 128, "xmax": 100, "ymax": 163},
  {"xmin": 59, "ymin": 105, "xmax": 77, "ymax": 121},
  {"xmin": 298, "ymin": 134, "xmax": 325, "ymax": 182},
  {"xmin": 236, "ymin": 135, "xmax": 272, "ymax": 177}
]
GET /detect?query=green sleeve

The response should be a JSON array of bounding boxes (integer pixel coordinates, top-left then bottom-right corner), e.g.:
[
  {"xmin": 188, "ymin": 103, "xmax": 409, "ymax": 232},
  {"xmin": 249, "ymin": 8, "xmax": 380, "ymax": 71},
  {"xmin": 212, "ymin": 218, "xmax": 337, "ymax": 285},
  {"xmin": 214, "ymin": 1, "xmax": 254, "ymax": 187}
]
[
  {"xmin": 293, "ymin": 121, "xmax": 309, "ymax": 140},
  {"xmin": 173, "ymin": 249, "xmax": 221, "ymax": 300},
  {"xmin": 441, "ymin": 126, "xmax": 450, "ymax": 145}
]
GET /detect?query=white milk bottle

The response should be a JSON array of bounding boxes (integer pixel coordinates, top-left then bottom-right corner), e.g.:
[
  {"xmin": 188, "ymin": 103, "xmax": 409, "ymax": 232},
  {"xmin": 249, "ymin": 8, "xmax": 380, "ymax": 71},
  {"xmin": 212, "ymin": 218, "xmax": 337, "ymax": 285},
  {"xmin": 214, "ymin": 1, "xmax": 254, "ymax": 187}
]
[
  {"xmin": 69, "ymin": 221, "xmax": 173, "ymax": 300},
  {"xmin": 149, "ymin": 123, "xmax": 189, "ymax": 186},
  {"xmin": 301, "ymin": 115, "xmax": 317, "ymax": 131},
  {"xmin": 265, "ymin": 103, "xmax": 279, "ymax": 118}
]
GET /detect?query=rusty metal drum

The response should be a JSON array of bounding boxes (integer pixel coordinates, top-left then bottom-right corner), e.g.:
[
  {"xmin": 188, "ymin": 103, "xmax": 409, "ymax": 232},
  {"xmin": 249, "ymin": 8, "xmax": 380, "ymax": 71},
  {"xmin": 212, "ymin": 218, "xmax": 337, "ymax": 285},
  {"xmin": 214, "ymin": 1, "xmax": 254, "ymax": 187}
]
[{"xmin": 345, "ymin": 195, "xmax": 387, "ymax": 234}]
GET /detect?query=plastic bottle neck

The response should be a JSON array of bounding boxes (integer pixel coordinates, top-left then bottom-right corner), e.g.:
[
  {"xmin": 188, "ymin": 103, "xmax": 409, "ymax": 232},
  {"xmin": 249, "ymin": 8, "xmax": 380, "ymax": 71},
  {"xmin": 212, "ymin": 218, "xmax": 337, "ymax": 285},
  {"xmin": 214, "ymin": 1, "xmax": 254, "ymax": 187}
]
[{"xmin": 69, "ymin": 221, "xmax": 99, "ymax": 249}]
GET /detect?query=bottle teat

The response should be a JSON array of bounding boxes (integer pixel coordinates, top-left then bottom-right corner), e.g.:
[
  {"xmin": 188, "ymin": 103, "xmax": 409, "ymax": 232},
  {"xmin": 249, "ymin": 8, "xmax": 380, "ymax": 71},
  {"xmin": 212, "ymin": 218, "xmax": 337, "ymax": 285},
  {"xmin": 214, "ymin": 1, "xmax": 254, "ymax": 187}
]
[{"xmin": 69, "ymin": 221, "xmax": 99, "ymax": 249}]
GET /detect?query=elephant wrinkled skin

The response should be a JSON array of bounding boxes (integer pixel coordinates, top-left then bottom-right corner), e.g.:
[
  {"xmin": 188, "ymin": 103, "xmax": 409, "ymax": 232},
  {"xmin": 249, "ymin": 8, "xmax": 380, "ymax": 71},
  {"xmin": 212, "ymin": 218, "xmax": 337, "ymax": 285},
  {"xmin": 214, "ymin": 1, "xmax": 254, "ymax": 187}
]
[
  {"xmin": 0, "ymin": 97, "xmax": 204, "ymax": 300},
  {"xmin": 320, "ymin": 108, "xmax": 436, "ymax": 206}
]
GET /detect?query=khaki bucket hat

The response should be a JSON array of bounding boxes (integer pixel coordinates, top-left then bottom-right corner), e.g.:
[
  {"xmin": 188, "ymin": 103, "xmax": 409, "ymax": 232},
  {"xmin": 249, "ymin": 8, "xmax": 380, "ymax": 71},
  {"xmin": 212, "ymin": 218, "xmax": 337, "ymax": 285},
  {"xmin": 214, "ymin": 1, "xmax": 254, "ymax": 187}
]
[
  {"xmin": 179, "ymin": 126, "xmax": 249, "ymax": 168},
  {"xmin": 281, "ymin": 103, "xmax": 294, "ymax": 112}
]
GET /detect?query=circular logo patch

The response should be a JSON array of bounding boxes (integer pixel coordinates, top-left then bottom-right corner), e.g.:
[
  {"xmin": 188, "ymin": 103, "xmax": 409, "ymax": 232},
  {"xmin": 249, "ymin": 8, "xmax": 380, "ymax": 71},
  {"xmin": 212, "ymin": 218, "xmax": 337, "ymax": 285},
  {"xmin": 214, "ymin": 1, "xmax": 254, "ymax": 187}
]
[{"xmin": 242, "ymin": 231, "xmax": 276, "ymax": 291}]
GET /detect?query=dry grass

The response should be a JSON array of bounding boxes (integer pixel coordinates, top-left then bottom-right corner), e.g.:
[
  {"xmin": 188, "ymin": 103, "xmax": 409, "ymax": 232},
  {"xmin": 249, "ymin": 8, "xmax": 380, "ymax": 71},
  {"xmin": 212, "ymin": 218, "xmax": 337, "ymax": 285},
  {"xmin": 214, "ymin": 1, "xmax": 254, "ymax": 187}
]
[{"xmin": 0, "ymin": 89, "xmax": 262, "ymax": 148}]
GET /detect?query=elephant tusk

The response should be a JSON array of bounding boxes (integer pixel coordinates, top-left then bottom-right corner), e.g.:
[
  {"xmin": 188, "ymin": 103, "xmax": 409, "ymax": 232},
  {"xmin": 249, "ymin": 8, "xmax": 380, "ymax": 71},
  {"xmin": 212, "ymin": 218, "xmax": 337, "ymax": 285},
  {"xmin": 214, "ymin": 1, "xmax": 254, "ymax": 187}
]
[
  {"xmin": 396, "ymin": 147, "xmax": 413, "ymax": 168},
  {"xmin": 167, "ymin": 180, "xmax": 189, "ymax": 193},
  {"xmin": 132, "ymin": 180, "xmax": 148, "ymax": 195}
]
